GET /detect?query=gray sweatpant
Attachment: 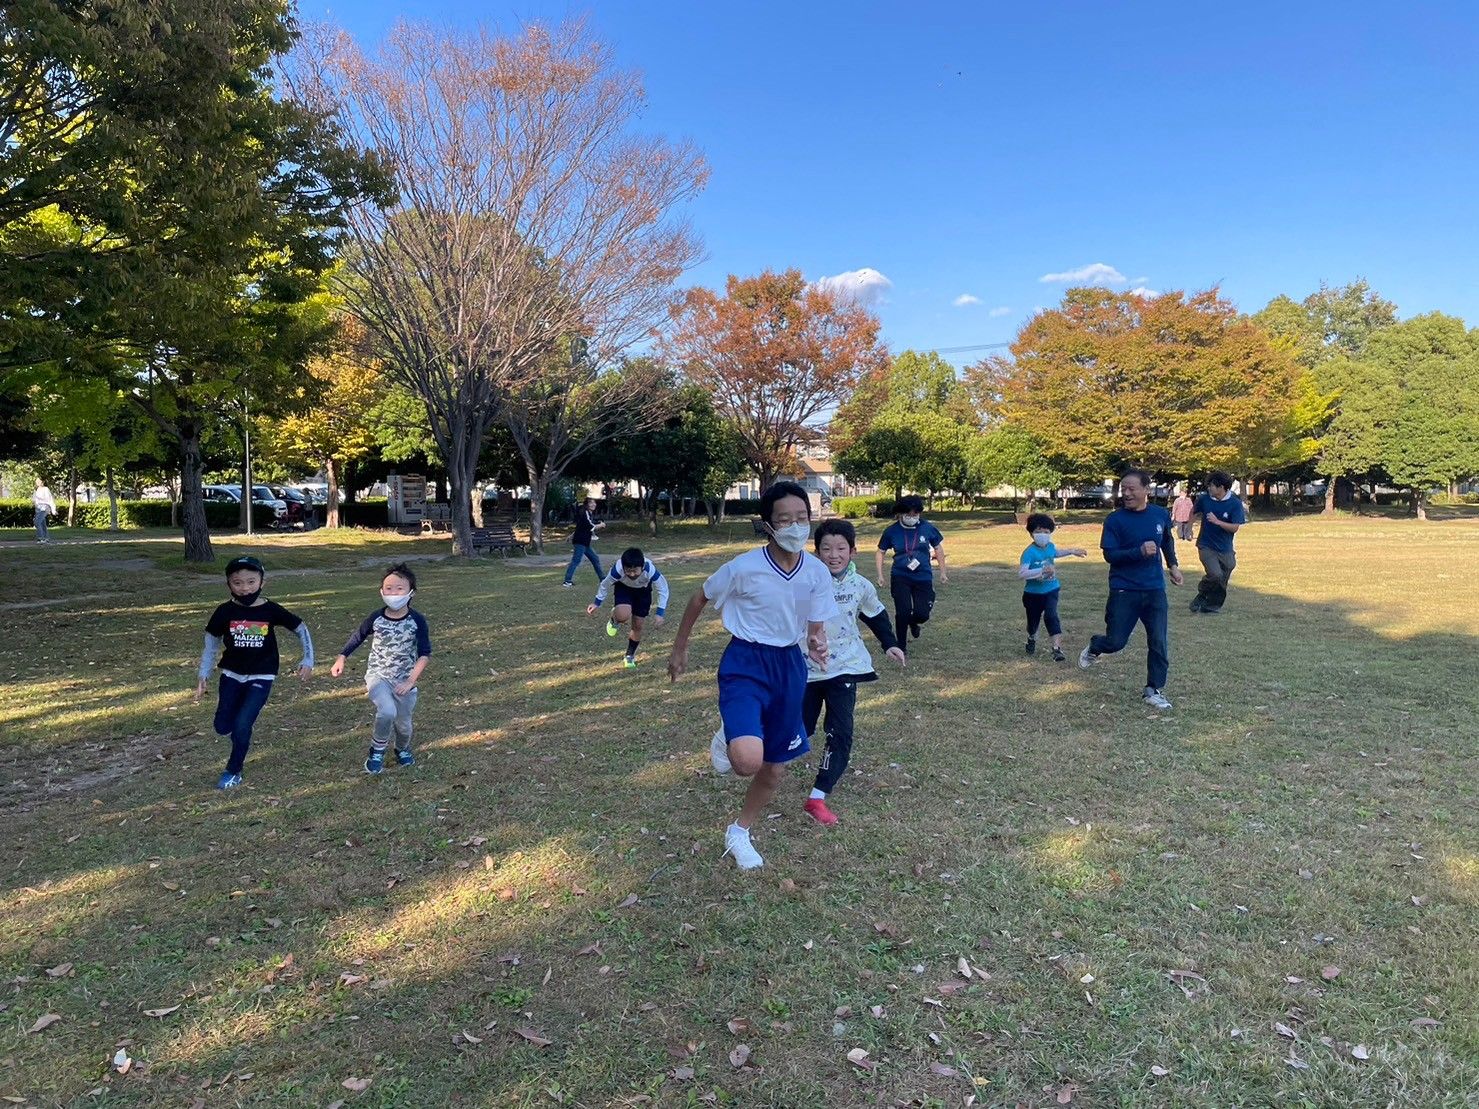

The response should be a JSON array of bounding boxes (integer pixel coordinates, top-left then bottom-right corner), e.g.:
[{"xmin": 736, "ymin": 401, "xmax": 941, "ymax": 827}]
[{"xmin": 368, "ymin": 680, "xmax": 417, "ymax": 752}]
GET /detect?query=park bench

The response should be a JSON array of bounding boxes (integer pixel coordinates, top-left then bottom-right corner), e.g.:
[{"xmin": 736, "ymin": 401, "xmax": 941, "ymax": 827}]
[{"xmin": 470, "ymin": 518, "xmax": 525, "ymax": 557}]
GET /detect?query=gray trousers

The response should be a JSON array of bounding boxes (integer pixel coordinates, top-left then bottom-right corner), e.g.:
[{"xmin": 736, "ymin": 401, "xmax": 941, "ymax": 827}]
[
  {"xmin": 368, "ymin": 680, "xmax": 417, "ymax": 751},
  {"xmin": 1195, "ymin": 547, "xmax": 1237, "ymax": 609}
]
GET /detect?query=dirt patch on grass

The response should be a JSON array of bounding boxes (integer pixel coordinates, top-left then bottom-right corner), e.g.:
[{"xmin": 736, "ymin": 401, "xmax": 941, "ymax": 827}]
[{"xmin": 0, "ymin": 730, "xmax": 194, "ymax": 811}]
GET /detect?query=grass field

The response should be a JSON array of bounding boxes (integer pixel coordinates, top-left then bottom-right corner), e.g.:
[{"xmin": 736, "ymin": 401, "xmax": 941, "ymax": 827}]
[{"xmin": 2, "ymin": 515, "xmax": 1476, "ymax": 1108}]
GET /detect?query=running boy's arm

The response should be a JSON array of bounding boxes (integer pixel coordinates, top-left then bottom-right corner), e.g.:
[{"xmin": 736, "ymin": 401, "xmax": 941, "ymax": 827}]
[
  {"xmin": 666, "ymin": 589, "xmax": 709, "ymax": 682},
  {"xmin": 292, "ymin": 621, "xmax": 315, "ymax": 676},
  {"xmin": 195, "ymin": 633, "xmax": 223, "ymax": 700},
  {"xmin": 874, "ymin": 546, "xmax": 887, "ymax": 586},
  {"xmin": 331, "ymin": 613, "xmax": 378, "ymax": 676},
  {"xmin": 652, "ymin": 566, "xmax": 670, "ymax": 618}
]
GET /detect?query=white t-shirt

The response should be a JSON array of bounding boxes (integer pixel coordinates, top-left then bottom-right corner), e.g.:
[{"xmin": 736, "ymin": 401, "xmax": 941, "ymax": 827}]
[
  {"xmin": 807, "ymin": 565, "xmax": 887, "ymax": 681},
  {"xmin": 703, "ymin": 547, "xmax": 839, "ymax": 648}
]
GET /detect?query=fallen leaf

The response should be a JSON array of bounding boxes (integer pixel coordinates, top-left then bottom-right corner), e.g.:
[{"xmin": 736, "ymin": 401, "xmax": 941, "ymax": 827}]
[
  {"xmin": 498, "ymin": 888, "xmax": 516, "ymax": 902},
  {"xmin": 1285, "ymin": 975, "xmax": 1305, "ymax": 984},
  {"xmin": 671, "ymin": 1065, "xmax": 695, "ymax": 1080},
  {"xmin": 726, "ymin": 1017, "xmax": 753, "ymax": 1036},
  {"xmin": 26, "ymin": 1013, "xmax": 62, "ymax": 1034},
  {"xmin": 846, "ymin": 1047, "xmax": 877, "ymax": 1072},
  {"xmin": 872, "ymin": 922, "xmax": 901, "ymax": 939},
  {"xmin": 341, "ymin": 1076, "xmax": 372, "ymax": 1092},
  {"xmin": 1321, "ymin": 965, "xmax": 1341, "ymax": 981},
  {"xmin": 870, "ymin": 1005, "xmax": 885, "ymax": 1018},
  {"xmin": 1351, "ymin": 1044, "xmax": 1370, "ymax": 1061},
  {"xmin": 1150, "ymin": 1065, "xmax": 1169, "ymax": 1077},
  {"xmin": 803, "ymin": 940, "xmax": 814, "ymax": 951},
  {"xmin": 45, "ymin": 963, "xmax": 73, "ymax": 978},
  {"xmin": 618, "ymin": 894, "xmax": 639, "ymax": 909},
  {"xmin": 1410, "ymin": 1017, "xmax": 1441, "ymax": 1030},
  {"xmin": 1079, "ymin": 973, "xmax": 1095, "ymax": 985},
  {"xmin": 834, "ymin": 1005, "xmax": 853, "ymax": 1019},
  {"xmin": 1297, "ymin": 869, "xmax": 1313, "ymax": 880},
  {"xmin": 515, "ymin": 1027, "xmax": 553, "ymax": 1047},
  {"xmin": 337, "ymin": 973, "xmax": 368, "ymax": 988},
  {"xmin": 778, "ymin": 878, "xmax": 797, "ymax": 892},
  {"xmin": 728, "ymin": 1044, "xmax": 751, "ymax": 1068},
  {"xmin": 542, "ymin": 966, "xmax": 552, "ymax": 986},
  {"xmin": 460, "ymin": 1030, "xmax": 482, "ymax": 1044},
  {"xmin": 368, "ymin": 978, "xmax": 394, "ymax": 991},
  {"xmin": 577, "ymin": 942, "xmax": 602, "ymax": 957},
  {"xmin": 1055, "ymin": 1083, "xmax": 1079, "ymax": 1104},
  {"xmin": 496, "ymin": 953, "xmax": 521, "ymax": 965},
  {"xmin": 162, "ymin": 881, "xmax": 180, "ymax": 891},
  {"xmin": 1275, "ymin": 1022, "xmax": 1298, "ymax": 1039},
  {"xmin": 957, "ymin": 957, "xmax": 972, "ymax": 979},
  {"xmin": 113, "ymin": 1047, "xmax": 132, "ymax": 1075},
  {"xmin": 1286, "ymin": 1055, "xmax": 1310, "ymax": 1071},
  {"xmin": 929, "ymin": 1062, "xmax": 957, "ymax": 1077},
  {"xmin": 144, "ymin": 1005, "xmax": 181, "ymax": 1018}
]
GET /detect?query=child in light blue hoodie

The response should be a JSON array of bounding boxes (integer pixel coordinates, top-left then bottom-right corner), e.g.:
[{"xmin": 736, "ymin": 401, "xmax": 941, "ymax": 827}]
[{"xmin": 1018, "ymin": 513, "xmax": 1086, "ymax": 662}]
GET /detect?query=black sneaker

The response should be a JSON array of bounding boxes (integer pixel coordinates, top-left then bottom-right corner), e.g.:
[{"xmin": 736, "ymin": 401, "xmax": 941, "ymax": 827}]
[
  {"xmin": 1189, "ymin": 595, "xmax": 1205, "ymax": 613},
  {"xmin": 1201, "ymin": 605, "xmax": 1222, "ymax": 615},
  {"xmin": 1025, "ymin": 636, "xmax": 1037, "ymax": 655},
  {"xmin": 1052, "ymin": 647, "xmax": 1067, "ymax": 662},
  {"xmin": 910, "ymin": 622, "xmax": 921, "ymax": 640}
]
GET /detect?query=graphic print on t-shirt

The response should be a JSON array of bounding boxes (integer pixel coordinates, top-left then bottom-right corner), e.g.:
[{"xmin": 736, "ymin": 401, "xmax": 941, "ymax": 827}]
[{"xmin": 229, "ymin": 619, "xmax": 271, "ymax": 648}]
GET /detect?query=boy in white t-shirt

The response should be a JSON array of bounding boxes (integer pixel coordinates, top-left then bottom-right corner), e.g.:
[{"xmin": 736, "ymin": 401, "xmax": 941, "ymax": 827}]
[
  {"xmin": 667, "ymin": 481, "xmax": 838, "ymax": 870},
  {"xmin": 802, "ymin": 519, "xmax": 906, "ymax": 826}
]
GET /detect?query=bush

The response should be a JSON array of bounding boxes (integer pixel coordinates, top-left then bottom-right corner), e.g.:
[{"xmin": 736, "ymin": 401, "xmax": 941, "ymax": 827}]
[
  {"xmin": 340, "ymin": 498, "xmax": 389, "ymax": 528},
  {"xmin": 1, "ymin": 497, "xmax": 280, "ymax": 530}
]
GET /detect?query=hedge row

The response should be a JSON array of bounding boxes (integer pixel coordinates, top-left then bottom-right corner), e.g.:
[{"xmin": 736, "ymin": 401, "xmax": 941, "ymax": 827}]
[{"xmin": 2, "ymin": 498, "xmax": 280, "ymax": 530}]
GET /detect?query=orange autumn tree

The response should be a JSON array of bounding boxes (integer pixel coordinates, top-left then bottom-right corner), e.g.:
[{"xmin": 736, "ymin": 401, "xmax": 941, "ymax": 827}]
[
  {"xmin": 981, "ymin": 288, "xmax": 1299, "ymax": 480},
  {"xmin": 662, "ymin": 269, "xmax": 888, "ymax": 488}
]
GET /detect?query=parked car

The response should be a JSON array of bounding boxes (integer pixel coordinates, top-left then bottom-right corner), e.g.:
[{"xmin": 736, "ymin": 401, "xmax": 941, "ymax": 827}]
[{"xmin": 202, "ymin": 484, "xmax": 289, "ymax": 525}]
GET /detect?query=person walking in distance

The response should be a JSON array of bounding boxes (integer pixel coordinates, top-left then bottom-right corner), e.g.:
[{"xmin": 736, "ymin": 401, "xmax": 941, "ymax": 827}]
[
  {"xmin": 31, "ymin": 478, "xmax": 55, "ymax": 543},
  {"xmin": 563, "ymin": 497, "xmax": 604, "ymax": 589},
  {"xmin": 1172, "ymin": 486, "xmax": 1195, "ymax": 541},
  {"xmin": 1078, "ymin": 470, "xmax": 1184, "ymax": 710},
  {"xmin": 1189, "ymin": 471, "xmax": 1246, "ymax": 614}
]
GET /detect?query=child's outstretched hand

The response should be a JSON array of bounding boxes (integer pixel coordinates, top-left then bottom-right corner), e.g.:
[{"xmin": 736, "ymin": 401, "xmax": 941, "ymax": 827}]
[
  {"xmin": 330, "ymin": 656, "xmax": 346, "ymax": 678},
  {"xmin": 886, "ymin": 646, "xmax": 907, "ymax": 667},
  {"xmin": 193, "ymin": 678, "xmax": 207, "ymax": 703},
  {"xmin": 297, "ymin": 664, "xmax": 312, "ymax": 682},
  {"xmin": 807, "ymin": 633, "xmax": 829, "ymax": 668},
  {"xmin": 585, "ymin": 604, "xmax": 598, "ymax": 616},
  {"xmin": 652, "ymin": 614, "xmax": 665, "ymax": 627},
  {"xmin": 393, "ymin": 680, "xmax": 415, "ymax": 696},
  {"xmin": 667, "ymin": 645, "xmax": 689, "ymax": 683}
]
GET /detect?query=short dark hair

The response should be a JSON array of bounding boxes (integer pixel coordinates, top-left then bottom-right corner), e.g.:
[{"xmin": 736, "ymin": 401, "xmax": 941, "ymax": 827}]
[
  {"xmin": 760, "ymin": 480, "xmax": 811, "ymax": 523},
  {"xmin": 1207, "ymin": 470, "xmax": 1233, "ymax": 491},
  {"xmin": 1025, "ymin": 512, "xmax": 1056, "ymax": 534},
  {"xmin": 383, "ymin": 562, "xmax": 416, "ymax": 590},
  {"xmin": 896, "ymin": 494, "xmax": 924, "ymax": 515},
  {"xmin": 621, "ymin": 547, "xmax": 645, "ymax": 569},
  {"xmin": 814, "ymin": 518, "xmax": 857, "ymax": 551},
  {"xmin": 1121, "ymin": 469, "xmax": 1151, "ymax": 490}
]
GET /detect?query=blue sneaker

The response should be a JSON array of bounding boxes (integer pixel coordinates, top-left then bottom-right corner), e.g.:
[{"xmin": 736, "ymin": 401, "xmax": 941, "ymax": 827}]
[
  {"xmin": 364, "ymin": 750, "xmax": 385, "ymax": 775},
  {"xmin": 395, "ymin": 748, "xmax": 415, "ymax": 767},
  {"xmin": 216, "ymin": 772, "xmax": 243, "ymax": 790}
]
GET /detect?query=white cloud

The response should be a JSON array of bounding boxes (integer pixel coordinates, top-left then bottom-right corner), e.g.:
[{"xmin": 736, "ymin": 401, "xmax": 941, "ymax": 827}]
[
  {"xmin": 988, "ymin": 305, "xmax": 1013, "ymax": 318},
  {"xmin": 1038, "ymin": 262, "xmax": 1128, "ymax": 286},
  {"xmin": 1128, "ymin": 286, "xmax": 1159, "ymax": 299},
  {"xmin": 814, "ymin": 267, "xmax": 892, "ymax": 307},
  {"xmin": 952, "ymin": 293, "xmax": 982, "ymax": 307}
]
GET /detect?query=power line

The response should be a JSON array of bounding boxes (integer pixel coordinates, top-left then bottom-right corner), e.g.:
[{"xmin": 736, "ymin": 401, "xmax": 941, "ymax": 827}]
[{"xmin": 922, "ymin": 342, "xmax": 1012, "ymax": 355}]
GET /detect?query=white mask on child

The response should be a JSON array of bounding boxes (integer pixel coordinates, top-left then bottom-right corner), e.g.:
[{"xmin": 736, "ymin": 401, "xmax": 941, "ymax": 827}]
[
  {"xmin": 901, "ymin": 515, "xmax": 921, "ymax": 527},
  {"xmin": 769, "ymin": 522, "xmax": 811, "ymax": 553},
  {"xmin": 381, "ymin": 592, "xmax": 412, "ymax": 609},
  {"xmin": 1032, "ymin": 531, "xmax": 1053, "ymax": 547}
]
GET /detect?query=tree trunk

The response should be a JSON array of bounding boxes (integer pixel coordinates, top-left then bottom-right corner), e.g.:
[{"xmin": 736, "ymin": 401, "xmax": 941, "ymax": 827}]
[
  {"xmin": 448, "ymin": 443, "xmax": 481, "ymax": 556},
  {"xmin": 526, "ymin": 475, "xmax": 549, "ymax": 553},
  {"xmin": 324, "ymin": 458, "xmax": 341, "ymax": 527},
  {"xmin": 1288, "ymin": 479, "xmax": 1297, "ymax": 516},
  {"xmin": 106, "ymin": 466, "xmax": 119, "ymax": 530},
  {"xmin": 167, "ymin": 474, "xmax": 180, "ymax": 528},
  {"xmin": 471, "ymin": 484, "xmax": 485, "ymax": 528},
  {"xmin": 343, "ymin": 458, "xmax": 360, "ymax": 506},
  {"xmin": 179, "ymin": 423, "xmax": 214, "ymax": 563},
  {"xmin": 240, "ymin": 434, "xmax": 252, "ymax": 532},
  {"xmin": 66, "ymin": 460, "xmax": 78, "ymax": 526},
  {"xmin": 1414, "ymin": 488, "xmax": 1427, "ymax": 520}
]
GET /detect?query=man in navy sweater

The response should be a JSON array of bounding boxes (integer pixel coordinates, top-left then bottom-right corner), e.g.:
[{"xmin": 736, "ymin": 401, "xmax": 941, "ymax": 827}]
[{"xmin": 1079, "ymin": 469, "xmax": 1184, "ymax": 710}]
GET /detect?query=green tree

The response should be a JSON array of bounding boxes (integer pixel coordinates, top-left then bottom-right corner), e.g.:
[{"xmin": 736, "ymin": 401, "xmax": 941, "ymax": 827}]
[{"xmin": 967, "ymin": 424, "xmax": 1063, "ymax": 512}]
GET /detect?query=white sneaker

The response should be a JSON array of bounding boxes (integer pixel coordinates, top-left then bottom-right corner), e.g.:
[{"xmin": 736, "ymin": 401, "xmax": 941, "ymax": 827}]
[
  {"xmin": 1078, "ymin": 645, "xmax": 1099, "ymax": 669},
  {"xmin": 561, "ymin": 581, "xmax": 573, "ymax": 589},
  {"xmin": 1143, "ymin": 687, "xmax": 1173, "ymax": 710},
  {"xmin": 724, "ymin": 823, "xmax": 764, "ymax": 870},
  {"xmin": 709, "ymin": 727, "xmax": 732, "ymax": 775}
]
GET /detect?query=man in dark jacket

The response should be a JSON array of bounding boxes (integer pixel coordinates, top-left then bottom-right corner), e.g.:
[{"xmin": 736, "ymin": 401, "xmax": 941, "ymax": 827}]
[{"xmin": 562, "ymin": 497, "xmax": 604, "ymax": 588}]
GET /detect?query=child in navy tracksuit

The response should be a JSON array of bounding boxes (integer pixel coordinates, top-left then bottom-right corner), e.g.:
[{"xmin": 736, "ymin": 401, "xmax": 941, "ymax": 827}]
[
  {"xmin": 331, "ymin": 563, "xmax": 432, "ymax": 774},
  {"xmin": 195, "ymin": 555, "xmax": 314, "ymax": 790},
  {"xmin": 667, "ymin": 481, "xmax": 838, "ymax": 871},
  {"xmin": 587, "ymin": 547, "xmax": 669, "ymax": 668},
  {"xmin": 802, "ymin": 519, "xmax": 906, "ymax": 826},
  {"xmin": 1017, "ymin": 513, "xmax": 1087, "ymax": 662}
]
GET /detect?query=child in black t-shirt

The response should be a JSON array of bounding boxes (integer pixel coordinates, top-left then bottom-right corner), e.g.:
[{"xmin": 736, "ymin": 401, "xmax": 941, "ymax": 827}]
[{"xmin": 194, "ymin": 555, "xmax": 313, "ymax": 790}]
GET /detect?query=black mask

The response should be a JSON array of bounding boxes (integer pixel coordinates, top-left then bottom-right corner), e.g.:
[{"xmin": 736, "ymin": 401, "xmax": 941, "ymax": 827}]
[{"xmin": 231, "ymin": 587, "xmax": 262, "ymax": 605}]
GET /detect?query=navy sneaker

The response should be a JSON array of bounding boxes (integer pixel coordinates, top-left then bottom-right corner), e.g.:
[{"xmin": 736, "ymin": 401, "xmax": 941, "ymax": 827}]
[
  {"xmin": 364, "ymin": 750, "xmax": 385, "ymax": 775},
  {"xmin": 216, "ymin": 772, "xmax": 243, "ymax": 790},
  {"xmin": 1025, "ymin": 636, "xmax": 1037, "ymax": 655},
  {"xmin": 395, "ymin": 748, "xmax": 415, "ymax": 767}
]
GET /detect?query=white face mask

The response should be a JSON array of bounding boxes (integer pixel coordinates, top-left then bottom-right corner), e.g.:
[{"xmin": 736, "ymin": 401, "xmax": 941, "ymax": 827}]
[
  {"xmin": 1032, "ymin": 531, "xmax": 1053, "ymax": 547},
  {"xmin": 901, "ymin": 515, "xmax": 921, "ymax": 527},
  {"xmin": 381, "ymin": 592, "xmax": 412, "ymax": 609},
  {"xmin": 769, "ymin": 522, "xmax": 810, "ymax": 553}
]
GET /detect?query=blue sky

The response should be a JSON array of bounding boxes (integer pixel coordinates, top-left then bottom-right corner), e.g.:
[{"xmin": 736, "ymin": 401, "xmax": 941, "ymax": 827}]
[{"xmin": 309, "ymin": 1, "xmax": 1479, "ymax": 364}]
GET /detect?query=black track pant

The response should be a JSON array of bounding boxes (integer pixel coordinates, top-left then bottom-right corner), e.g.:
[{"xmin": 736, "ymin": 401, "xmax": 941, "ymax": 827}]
[
  {"xmin": 890, "ymin": 576, "xmax": 936, "ymax": 649},
  {"xmin": 802, "ymin": 675, "xmax": 858, "ymax": 795}
]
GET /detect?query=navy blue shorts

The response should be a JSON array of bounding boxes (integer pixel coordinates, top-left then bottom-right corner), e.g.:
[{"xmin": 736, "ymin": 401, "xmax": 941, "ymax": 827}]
[
  {"xmin": 613, "ymin": 582, "xmax": 652, "ymax": 617},
  {"xmin": 717, "ymin": 638, "xmax": 809, "ymax": 764}
]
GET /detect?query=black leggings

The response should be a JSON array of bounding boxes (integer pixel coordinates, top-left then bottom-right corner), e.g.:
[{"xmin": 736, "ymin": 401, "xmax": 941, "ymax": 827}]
[
  {"xmin": 890, "ymin": 577, "xmax": 936, "ymax": 648},
  {"xmin": 1023, "ymin": 590, "xmax": 1062, "ymax": 637},
  {"xmin": 802, "ymin": 676, "xmax": 858, "ymax": 795}
]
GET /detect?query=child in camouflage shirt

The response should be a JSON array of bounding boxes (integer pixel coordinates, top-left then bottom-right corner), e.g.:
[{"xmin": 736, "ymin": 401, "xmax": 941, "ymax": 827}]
[{"xmin": 331, "ymin": 563, "xmax": 432, "ymax": 774}]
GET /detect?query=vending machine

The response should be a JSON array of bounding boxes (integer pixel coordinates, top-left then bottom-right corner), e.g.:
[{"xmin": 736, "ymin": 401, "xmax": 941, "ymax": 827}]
[{"xmin": 386, "ymin": 473, "xmax": 427, "ymax": 526}]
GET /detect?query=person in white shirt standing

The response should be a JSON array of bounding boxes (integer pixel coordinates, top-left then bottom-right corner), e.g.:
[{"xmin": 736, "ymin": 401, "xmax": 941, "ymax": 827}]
[
  {"xmin": 31, "ymin": 478, "xmax": 56, "ymax": 543},
  {"xmin": 667, "ymin": 481, "xmax": 838, "ymax": 870}
]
